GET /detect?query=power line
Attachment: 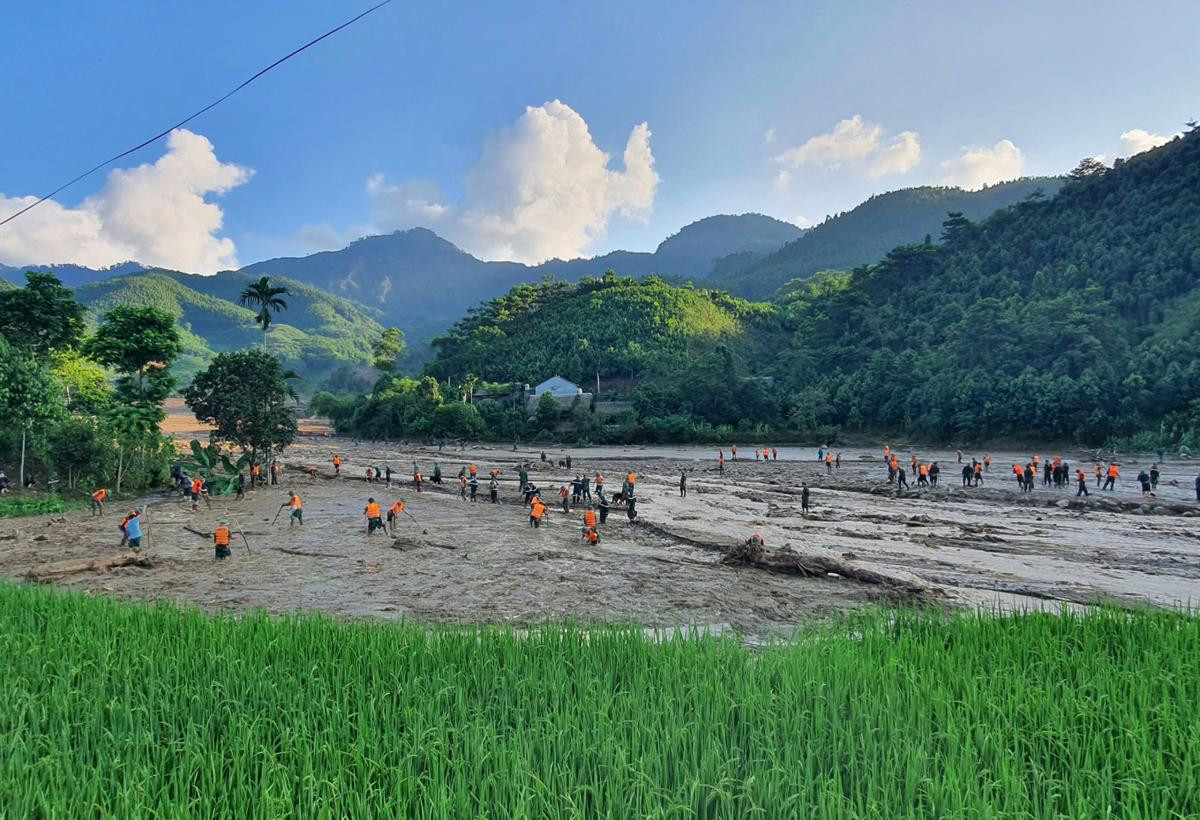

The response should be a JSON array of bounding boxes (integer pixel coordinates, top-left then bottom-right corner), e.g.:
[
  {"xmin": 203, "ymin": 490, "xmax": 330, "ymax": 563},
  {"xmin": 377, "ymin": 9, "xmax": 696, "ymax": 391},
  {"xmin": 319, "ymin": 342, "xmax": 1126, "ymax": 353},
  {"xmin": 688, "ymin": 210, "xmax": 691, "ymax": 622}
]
[{"xmin": 0, "ymin": 0, "xmax": 394, "ymax": 229}]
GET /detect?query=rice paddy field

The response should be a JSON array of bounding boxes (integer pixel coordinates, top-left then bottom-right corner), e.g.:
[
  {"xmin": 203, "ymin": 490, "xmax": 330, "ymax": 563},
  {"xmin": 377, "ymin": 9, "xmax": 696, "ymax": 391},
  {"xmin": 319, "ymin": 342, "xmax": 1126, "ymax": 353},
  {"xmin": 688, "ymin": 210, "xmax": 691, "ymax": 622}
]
[{"xmin": 2, "ymin": 584, "xmax": 1197, "ymax": 817}]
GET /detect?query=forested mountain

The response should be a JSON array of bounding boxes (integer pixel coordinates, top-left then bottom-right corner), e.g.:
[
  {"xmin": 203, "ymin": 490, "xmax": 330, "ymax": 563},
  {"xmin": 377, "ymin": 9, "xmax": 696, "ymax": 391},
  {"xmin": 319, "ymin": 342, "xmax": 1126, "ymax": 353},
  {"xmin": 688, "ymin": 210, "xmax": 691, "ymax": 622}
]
[
  {"xmin": 404, "ymin": 130, "xmax": 1200, "ymax": 446},
  {"xmin": 712, "ymin": 178, "xmax": 1062, "ymax": 300},
  {"xmin": 242, "ymin": 214, "xmax": 801, "ymax": 340},
  {"xmin": 73, "ymin": 271, "xmax": 384, "ymax": 380},
  {"xmin": 0, "ymin": 261, "xmax": 143, "ymax": 287},
  {"xmin": 426, "ymin": 273, "xmax": 783, "ymax": 386},
  {"xmin": 769, "ymin": 131, "xmax": 1200, "ymax": 442}
]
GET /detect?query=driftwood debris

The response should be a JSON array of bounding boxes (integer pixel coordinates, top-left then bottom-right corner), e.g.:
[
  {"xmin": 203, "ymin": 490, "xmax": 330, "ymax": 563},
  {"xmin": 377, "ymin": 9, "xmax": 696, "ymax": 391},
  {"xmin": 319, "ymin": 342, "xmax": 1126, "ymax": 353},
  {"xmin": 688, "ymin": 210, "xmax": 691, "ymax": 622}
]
[
  {"xmin": 639, "ymin": 519, "xmax": 930, "ymax": 597},
  {"xmin": 268, "ymin": 546, "xmax": 343, "ymax": 559},
  {"xmin": 26, "ymin": 552, "xmax": 153, "ymax": 582},
  {"xmin": 719, "ymin": 540, "xmax": 928, "ymax": 595}
]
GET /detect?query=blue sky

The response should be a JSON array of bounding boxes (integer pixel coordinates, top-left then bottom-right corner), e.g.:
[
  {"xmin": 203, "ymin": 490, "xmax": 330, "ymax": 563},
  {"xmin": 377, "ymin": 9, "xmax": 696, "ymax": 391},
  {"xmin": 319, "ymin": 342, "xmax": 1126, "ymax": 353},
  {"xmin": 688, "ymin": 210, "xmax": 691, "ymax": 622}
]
[{"xmin": 0, "ymin": 0, "xmax": 1196, "ymax": 272}]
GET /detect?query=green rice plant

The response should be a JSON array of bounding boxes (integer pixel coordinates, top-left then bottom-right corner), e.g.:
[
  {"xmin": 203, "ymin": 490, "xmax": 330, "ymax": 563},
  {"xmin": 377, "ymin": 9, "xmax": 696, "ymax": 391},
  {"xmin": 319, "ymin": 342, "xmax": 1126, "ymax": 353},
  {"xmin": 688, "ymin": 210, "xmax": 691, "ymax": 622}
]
[{"xmin": 0, "ymin": 584, "xmax": 1196, "ymax": 817}]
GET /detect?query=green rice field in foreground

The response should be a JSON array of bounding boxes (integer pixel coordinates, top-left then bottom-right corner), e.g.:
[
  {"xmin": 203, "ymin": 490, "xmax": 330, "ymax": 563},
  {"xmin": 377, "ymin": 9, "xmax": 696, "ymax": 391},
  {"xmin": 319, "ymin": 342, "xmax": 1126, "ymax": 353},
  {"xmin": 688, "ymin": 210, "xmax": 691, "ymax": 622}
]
[{"xmin": 1, "ymin": 584, "xmax": 1197, "ymax": 817}]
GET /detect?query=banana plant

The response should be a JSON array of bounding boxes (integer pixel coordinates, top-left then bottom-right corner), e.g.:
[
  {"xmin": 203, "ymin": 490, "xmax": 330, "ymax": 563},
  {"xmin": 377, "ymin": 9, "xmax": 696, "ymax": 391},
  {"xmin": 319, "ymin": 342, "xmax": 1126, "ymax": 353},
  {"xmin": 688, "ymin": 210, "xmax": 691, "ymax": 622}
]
[{"xmin": 179, "ymin": 439, "xmax": 253, "ymax": 495}]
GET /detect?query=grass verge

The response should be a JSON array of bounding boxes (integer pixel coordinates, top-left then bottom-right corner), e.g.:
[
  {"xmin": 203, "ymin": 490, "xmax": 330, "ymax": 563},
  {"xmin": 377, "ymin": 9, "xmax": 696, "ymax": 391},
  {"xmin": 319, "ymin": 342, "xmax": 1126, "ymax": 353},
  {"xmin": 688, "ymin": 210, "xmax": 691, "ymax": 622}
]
[
  {"xmin": 1, "ymin": 584, "xmax": 1196, "ymax": 816},
  {"xmin": 0, "ymin": 495, "xmax": 89, "ymax": 519}
]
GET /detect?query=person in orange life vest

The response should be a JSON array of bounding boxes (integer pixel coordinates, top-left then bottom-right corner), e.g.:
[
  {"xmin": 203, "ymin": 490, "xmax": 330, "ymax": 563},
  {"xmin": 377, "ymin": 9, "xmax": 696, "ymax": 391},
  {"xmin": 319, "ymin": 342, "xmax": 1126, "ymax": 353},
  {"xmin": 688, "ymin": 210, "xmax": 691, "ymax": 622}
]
[
  {"xmin": 718, "ymin": 455, "xmax": 725, "ymax": 474},
  {"xmin": 983, "ymin": 453, "xmax": 991, "ymax": 472},
  {"xmin": 1076, "ymin": 468, "xmax": 1090, "ymax": 497},
  {"xmin": 364, "ymin": 498, "xmax": 385, "ymax": 534},
  {"xmin": 190, "ymin": 477, "xmax": 205, "ymax": 511},
  {"xmin": 974, "ymin": 461, "xmax": 983, "ymax": 485},
  {"xmin": 332, "ymin": 454, "xmax": 341, "ymax": 475},
  {"xmin": 560, "ymin": 484, "xmax": 570, "ymax": 514},
  {"xmin": 825, "ymin": 452, "xmax": 833, "ymax": 473},
  {"xmin": 1094, "ymin": 463, "xmax": 1103, "ymax": 486},
  {"xmin": 271, "ymin": 462, "xmax": 281, "ymax": 485},
  {"xmin": 1103, "ymin": 463, "xmax": 1119, "ymax": 491},
  {"xmin": 90, "ymin": 487, "xmax": 107, "ymax": 516},
  {"xmin": 413, "ymin": 472, "xmax": 424, "ymax": 493},
  {"xmin": 583, "ymin": 526, "xmax": 599, "ymax": 545},
  {"xmin": 530, "ymin": 497, "xmax": 546, "ymax": 528},
  {"xmin": 583, "ymin": 505, "xmax": 598, "ymax": 531},
  {"xmin": 281, "ymin": 491, "xmax": 303, "ymax": 526},
  {"xmin": 251, "ymin": 464, "xmax": 262, "ymax": 485},
  {"xmin": 214, "ymin": 520, "xmax": 232, "ymax": 559},
  {"xmin": 917, "ymin": 463, "xmax": 929, "ymax": 486},
  {"xmin": 469, "ymin": 463, "xmax": 478, "ymax": 478},
  {"xmin": 387, "ymin": 499, "xmax": 406, "ymax": 534}
]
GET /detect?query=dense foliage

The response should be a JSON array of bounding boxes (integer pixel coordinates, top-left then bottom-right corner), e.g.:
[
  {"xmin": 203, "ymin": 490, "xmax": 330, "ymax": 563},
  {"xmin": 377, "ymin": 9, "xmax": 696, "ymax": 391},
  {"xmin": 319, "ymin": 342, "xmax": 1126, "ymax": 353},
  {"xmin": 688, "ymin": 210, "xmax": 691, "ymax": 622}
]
[
  {"xmin": 0, "ymin": 275, "xmax": 178, "ymax": 491},
  {"xmin": 427, "ymin": 272, "xmax": 783, "ymax": 385},
  {"xmin": 73, "ymin": 271, "xmax": 384, "ymax": 382},
  {"xmin": 183, "ymin": 350, "xmax": 299, "ymax": 468},
  {"xmin": 712, "ymin": 178, "xmax": 1062, "ymax": 300},
  {"xmin": 771, "ymin": 130, "xmax": 1200, "ymax": 444},
  {"xmin": 2, "ymin": 585, "xmax": 1197, "ymax": 816}
]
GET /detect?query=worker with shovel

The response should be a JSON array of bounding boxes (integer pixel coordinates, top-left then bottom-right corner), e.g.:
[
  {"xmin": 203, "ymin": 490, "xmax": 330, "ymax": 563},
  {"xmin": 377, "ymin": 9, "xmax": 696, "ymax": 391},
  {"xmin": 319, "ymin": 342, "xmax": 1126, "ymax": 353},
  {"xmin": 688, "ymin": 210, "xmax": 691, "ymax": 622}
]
[{"xmin": 277, "ymin": 491, "xmax": 303, "ymax": 527}]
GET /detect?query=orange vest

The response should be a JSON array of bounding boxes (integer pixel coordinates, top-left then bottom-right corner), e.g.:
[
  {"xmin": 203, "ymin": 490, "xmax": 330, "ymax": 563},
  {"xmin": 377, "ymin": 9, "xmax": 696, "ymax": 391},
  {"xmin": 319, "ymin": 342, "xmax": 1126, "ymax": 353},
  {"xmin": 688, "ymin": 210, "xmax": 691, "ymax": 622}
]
[
  {"xmin": 974, "ymin": 463, "xmax": 982, "ymax": 474},
  {"xmin": 252, "ymin": 465, "xmax": 260, "ymax": 476},
  {"xmin": 584, "ymin": 510, "xmax": 597, "ymax": 528},
  {"xmin": 1108, "ymin": 465, "xmax": 1119, "ymax": 477},
  {"xmin": 92, "ymin": 489, "xmax": 106, "ymax": 502},
  {"xmin": 192, "ymin": 479, "xmax": 203, "ymax": 493},
  {"xmin": 1076, "ymin": 470, "xmax": 1086, "ymax": 482},
  {"xmin": 214, "ymin": 526, "xmax": 230, "ymax": 546},
  {"xmin": 390, "ymin": 501, "xmax": 404, "ymax": 516},
  {"xmin": 333, "ymin": 456, "xmax": 341, "ymax": 465},
  {"xmin": 366, "ymin": 502, "xmax": 381, "ymax": 518},
  {"xmin": 531, "ymin": 502, "xmax": 545, "ymax": 519},
  {"xmin": 469, "ymin": 465, "xmax": 477, "ymax": 475},
  {"xmin": 627, "ymin": 473, "xmax": 636, "ymax": 484},
  {"xmin": 825, "ymin": 454, "xmax": 832, "ymax": 464},
  {"xmin": 919, "ymin": 464, "xmax": 928, "ymax": 476},
  {"xmin": 290, "ymin": 495, "xmax": 302, "ymax": 509}
]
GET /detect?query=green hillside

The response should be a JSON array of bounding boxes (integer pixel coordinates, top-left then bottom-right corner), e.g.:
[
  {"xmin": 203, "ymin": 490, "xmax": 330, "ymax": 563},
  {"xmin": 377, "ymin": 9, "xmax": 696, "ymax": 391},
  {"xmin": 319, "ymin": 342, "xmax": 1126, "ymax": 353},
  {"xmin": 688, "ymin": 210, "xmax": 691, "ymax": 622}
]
[
  {"xmin": 714, "ymin": 178, "xmax": 1062, "ymax": 300},
  {"xmin": 770, "ymin": 131, "xmax": 1200, "ymax": 442},
  {"xmin": 426, "ymin": 273, "xmax": 783, "ymax": 386},
  {"xmin": 73, "ymin": 271, "xmax": 385, "ymax": 381}
]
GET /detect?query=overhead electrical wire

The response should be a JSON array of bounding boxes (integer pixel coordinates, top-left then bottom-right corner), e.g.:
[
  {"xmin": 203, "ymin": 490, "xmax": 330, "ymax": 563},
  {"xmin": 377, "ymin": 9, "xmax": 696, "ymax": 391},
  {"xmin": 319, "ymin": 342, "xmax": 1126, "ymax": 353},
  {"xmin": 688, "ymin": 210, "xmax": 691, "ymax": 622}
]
[{"xmin": 0, "ymin": 0, "xmax": 394, "ymax": 228}]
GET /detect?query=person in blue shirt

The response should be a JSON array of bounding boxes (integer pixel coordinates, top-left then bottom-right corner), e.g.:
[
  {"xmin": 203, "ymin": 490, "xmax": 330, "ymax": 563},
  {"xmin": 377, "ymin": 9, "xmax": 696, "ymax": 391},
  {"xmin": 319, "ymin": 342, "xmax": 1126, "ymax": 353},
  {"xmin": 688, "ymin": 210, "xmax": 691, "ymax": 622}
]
[{"xmin": 121, "ymin": 508, "xmax": 143, "ymax": 551}]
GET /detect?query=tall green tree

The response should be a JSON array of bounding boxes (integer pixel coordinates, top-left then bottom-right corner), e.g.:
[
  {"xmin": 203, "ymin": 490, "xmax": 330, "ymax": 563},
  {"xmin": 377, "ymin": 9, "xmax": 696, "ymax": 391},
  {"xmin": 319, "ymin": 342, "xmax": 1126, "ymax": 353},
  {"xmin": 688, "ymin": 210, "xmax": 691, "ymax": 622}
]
[
  {"xmin": 0, "ymin": 271, "xmax": 85, "ymax": 355},
  {"xmin": 83, "ymin": 306, "xmax": 182, "ymax": 405},
  {"xmin": 238, "ymin": 276, "xmax": 290, "ymax": 348},
  {"xmin": 370, "ymin": 327, "xmax": 406, "ymax": 373},
  {"xmin": 83, "ymin": 306, "xmax": 181, "ymax": 492},
  {"xmin": 0, "ymin": 337, "xmax": 63, "ymax": 486},
  {"xmin": 183, "ymin": 350, "xmax": 299, "ymax": 470}
]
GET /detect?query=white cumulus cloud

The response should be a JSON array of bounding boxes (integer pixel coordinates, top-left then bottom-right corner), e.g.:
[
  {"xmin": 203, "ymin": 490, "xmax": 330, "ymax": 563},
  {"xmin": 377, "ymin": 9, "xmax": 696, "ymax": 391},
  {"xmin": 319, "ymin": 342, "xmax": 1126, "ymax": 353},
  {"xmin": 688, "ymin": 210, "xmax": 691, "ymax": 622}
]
[
  {"xmin": 938, "ymin": 139, "xmax": 1025, "ymax": 190},
  {"xmin": 1118, "ymin": 128, "xmax": 1172, "ymax": 157},
  {"xmin": 366, "ymin": 100, "xmax": 660, "ymax": 263},
  {"xmin": 774, "ymin": 115, "xmax": 921, "ymax": 176},
  {"xmin": 0, "ymin": 129, "xmax": 250, "ymax": 273}
]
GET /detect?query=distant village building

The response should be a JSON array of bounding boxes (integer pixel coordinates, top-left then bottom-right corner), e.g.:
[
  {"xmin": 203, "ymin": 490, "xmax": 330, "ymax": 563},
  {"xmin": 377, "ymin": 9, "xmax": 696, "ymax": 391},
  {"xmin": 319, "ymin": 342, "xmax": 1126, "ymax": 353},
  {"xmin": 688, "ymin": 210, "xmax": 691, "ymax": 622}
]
[
  {"xmin": 534, "ymin": 376, "xmax": 583, "ymax": 398},
  {"xmin": 527, "ymin": 376, "xmax": 593, "ymax": 414}
]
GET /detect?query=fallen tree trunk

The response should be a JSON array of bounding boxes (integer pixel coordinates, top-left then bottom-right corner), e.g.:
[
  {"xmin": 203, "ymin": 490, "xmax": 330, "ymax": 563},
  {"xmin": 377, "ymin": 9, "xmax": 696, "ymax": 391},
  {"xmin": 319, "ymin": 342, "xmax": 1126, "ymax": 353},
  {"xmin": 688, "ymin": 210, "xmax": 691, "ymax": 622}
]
[
  {"xmin": 26, "ymin": 553, "xmax": 153, "ymax": 582},
  {"xmin": 719, "ymin": 541, "xmax": 928, "ymax": 595},
  {"xmin": 638, "ymin": 519, "xmax": 931, "ymax": 597}
]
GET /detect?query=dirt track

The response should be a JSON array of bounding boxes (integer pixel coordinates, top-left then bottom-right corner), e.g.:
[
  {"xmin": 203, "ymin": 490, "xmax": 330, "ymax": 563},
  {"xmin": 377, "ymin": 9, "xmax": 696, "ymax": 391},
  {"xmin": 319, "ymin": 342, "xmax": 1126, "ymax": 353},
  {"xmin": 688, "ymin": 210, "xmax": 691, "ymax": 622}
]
[{"xmin": 2, "ymin": 439, "xmax": 1198, "ymax": 640}]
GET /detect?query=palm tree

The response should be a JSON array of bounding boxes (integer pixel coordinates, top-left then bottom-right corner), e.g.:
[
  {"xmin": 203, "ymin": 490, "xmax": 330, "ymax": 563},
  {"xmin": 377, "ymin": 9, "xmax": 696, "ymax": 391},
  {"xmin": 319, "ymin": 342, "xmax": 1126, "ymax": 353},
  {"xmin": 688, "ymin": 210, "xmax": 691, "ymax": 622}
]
[{"xmin": 238, "ymin": 276, "xmax": 290, "ymax": 348}]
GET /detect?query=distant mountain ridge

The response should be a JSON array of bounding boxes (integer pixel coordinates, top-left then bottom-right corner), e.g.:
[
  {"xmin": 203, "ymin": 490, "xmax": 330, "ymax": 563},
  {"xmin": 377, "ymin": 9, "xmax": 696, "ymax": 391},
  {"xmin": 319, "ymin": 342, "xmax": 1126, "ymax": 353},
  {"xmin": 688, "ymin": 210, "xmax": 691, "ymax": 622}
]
[
  {"xmin": 239, "ymin": 213, "xmax": 804, "ymax": 340},
  {"xmin": 711, "ymin": 178, "xmax": 1064, "ymax": 300},
  {"xmin": 72, "ymin": 270, "xmax": 384, "ymax": 382}
]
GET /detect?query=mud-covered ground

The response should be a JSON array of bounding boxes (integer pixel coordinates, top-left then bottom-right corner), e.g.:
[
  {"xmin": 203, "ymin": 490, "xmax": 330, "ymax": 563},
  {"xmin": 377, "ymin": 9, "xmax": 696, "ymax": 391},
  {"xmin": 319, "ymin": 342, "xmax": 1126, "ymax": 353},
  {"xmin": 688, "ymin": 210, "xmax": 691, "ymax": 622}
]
[{"xmin": 2, "ymin": 439, "xmax": 1198, "ymax": 640}]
